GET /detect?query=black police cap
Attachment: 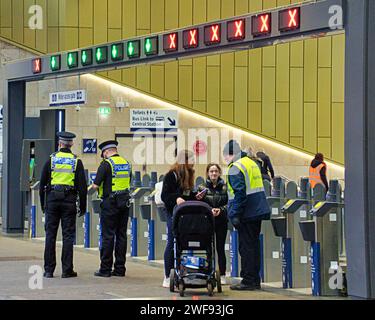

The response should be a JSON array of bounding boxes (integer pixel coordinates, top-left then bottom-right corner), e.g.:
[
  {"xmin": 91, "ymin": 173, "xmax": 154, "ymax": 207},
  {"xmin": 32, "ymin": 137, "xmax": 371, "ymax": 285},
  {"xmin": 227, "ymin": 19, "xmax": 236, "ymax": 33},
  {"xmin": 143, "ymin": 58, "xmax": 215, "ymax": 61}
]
[
  {"xmin": 57, "ymin": 131, "xmax": 76, "ymax": 142},
  {"xmin": 99, "ymin": 140, "xmax": 119, "ymax": 157}
]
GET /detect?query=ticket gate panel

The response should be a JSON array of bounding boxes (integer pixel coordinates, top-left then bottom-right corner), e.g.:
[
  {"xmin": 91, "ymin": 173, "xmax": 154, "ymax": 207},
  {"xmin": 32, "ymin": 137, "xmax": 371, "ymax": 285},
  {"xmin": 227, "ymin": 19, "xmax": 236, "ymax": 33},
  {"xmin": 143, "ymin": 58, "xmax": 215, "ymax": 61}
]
[
  {"xmin": 155, "ymin": 206, "xmax": 168, "ymax": 260},
  {"xmin": 75, "ymin": 215, "xmax": 85, "ymax": 246}
]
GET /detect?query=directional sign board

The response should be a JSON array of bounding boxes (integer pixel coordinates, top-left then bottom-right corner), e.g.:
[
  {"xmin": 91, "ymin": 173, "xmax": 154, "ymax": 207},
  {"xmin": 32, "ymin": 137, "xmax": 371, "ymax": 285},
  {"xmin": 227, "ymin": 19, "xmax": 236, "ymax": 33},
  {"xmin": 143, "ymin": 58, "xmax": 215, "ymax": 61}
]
[
  {"xmin": 130, "ymin": 109, "xmax": 178, "ymax": 132},
  {"xmin": 49, "ymin": 90, "xmax": 86, "ymax": 107},
  {"xmin": 83, "ymin": 139, "xmax": 97, "ymax": 154}
]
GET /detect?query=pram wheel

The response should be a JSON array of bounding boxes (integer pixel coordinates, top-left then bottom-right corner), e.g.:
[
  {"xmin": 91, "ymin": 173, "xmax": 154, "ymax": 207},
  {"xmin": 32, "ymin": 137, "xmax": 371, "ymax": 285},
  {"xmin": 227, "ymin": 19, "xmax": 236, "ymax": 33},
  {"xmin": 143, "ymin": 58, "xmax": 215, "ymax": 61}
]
[
  {"xmin": 169, "ymin": 269, "xmax": 175, "ymax": 293},
  {"xmin": 178, "ymin": 281, "xmax": 185, "ymax": 297},
  {"xmin": 215, "ymin": 271, "xmax": 222, "ymax": 293},
  {"xmin": 207, "ymin": 281, "xmax": 214, "ymax": 296}
]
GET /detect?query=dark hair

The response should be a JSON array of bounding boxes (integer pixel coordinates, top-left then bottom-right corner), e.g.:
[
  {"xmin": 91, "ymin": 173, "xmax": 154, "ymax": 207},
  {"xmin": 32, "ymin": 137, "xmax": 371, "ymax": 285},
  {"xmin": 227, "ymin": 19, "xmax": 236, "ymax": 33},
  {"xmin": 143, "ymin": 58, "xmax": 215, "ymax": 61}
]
[
  {"xmin": 206, "ymin": 163, "xmax": 222, "ymax": 177},
  {"xmin": 170, "ymin": 150, "xmax": 195, "ymax": 191},
  {"xmin": 315, "ymin": 153, "xmax": 324, "ymax": 162}
]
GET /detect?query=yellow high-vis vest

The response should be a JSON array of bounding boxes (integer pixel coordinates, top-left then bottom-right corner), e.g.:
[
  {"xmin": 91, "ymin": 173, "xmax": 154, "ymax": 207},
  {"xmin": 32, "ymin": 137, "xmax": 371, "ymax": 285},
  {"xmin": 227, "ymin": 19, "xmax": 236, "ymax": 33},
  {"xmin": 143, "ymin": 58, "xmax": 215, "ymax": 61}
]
[
  {"xmin": 227, "ymin": 156, "xmax": 265, "ymax": 200},
  {"xmin": 98, "ymin": 156, "xmax": 131, "ymax": 198},
  {"xmin": 50, "ymin": 152, "xmax": 78, "ymax": 187}
]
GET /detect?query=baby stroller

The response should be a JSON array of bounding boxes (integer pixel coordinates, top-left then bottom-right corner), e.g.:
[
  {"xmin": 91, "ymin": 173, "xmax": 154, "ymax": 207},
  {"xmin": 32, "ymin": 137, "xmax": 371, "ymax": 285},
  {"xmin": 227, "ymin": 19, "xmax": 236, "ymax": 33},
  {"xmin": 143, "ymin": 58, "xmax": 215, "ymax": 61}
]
[{"xmin": 169, "ymin": 201, "xmax": 222, "ymax": 297}]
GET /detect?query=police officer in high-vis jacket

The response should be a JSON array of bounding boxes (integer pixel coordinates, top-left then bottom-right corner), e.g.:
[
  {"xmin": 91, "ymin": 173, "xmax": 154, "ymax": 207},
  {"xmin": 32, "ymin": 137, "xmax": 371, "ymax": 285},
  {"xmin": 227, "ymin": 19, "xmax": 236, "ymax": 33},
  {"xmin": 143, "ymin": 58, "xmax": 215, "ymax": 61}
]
[
  {"xmin": 92, "ymin": 140, "xmax": 132, "ymax": 277},
  {"xmin": 223, "ymin": 140, "xmax": 271, "ymax": 291},
  {"xmin": 39, "ymin": 132, "xmax": 87, "ymax": 278}
]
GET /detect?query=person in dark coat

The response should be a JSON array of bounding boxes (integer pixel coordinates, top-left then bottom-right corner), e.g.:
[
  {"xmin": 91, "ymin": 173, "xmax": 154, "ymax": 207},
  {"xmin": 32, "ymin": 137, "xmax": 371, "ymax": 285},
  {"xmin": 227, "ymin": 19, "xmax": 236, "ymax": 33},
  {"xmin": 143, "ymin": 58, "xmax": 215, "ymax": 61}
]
[
  {"xmin": 160, "ymin": 150, "xmax": 196, "ymax": 288},
  {"xmin": 196, "ymin": 163, "xmax": 229, "ymax": 284},
  {"xmin": 256, "ymin": 150, "xmax": 275, "ymax": 181}
]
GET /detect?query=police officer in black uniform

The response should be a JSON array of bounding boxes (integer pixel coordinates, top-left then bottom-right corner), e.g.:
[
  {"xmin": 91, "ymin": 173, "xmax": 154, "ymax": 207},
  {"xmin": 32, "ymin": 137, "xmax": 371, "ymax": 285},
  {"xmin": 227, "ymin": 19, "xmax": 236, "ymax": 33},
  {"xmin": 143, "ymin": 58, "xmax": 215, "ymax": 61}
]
[
  {"xmin": 39, "ymin": 132, "xmax": 87, "ymax": 278},
  {"xmin": 92, "ymin": 140, "xmax": 132, "ymax": 277}
]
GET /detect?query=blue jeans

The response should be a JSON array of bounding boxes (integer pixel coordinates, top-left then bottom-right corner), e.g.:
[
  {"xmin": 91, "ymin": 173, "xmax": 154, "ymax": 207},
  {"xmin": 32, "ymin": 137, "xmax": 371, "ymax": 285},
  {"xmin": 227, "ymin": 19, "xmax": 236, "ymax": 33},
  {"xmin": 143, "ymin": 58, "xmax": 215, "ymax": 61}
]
[{"xmin": 164, "ymin": 209, "xmax": 174, "ymax": 277}]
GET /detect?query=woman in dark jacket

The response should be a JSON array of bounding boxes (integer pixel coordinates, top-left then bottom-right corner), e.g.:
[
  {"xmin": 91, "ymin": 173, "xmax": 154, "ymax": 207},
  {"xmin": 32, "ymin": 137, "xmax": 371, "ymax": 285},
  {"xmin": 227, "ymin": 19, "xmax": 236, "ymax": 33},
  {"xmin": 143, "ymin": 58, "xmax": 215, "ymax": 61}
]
[
  {"xmin": 160, "ymin": 150, "xmax": 196, "ymax": 287},
  {"xmin": 196, "ymin": 163, "xmax": 229, "ymax": 284}
]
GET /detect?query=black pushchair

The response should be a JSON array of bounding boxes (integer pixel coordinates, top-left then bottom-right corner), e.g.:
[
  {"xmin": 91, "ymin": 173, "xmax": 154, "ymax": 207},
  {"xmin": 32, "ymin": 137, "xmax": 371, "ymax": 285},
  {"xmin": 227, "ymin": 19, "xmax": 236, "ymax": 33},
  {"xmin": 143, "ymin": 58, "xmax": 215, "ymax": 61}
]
[{"xmin": 169, "ymin": 201, "xmax": 222, "ymax": 297}]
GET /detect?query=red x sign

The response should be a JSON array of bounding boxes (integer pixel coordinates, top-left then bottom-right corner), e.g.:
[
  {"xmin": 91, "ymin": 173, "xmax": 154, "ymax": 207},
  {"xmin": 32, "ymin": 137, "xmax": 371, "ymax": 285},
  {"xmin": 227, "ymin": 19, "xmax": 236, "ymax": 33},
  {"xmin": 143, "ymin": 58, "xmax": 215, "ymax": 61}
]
[
  {"xmin": 227, "ymin": 19, "xmax": 245, "ymax": 41},
  {"xmin": 169, "ymin": 34, "xmax": 177, "ymax": 49},
  {"xmin": 235, "ymin": 20, "xmax": 244, "ymax": 37},
  {"xmin": 261, "ymin": 15, "xmax": 269, "ymax": 32},
  {"xmin": 205, "ymin": 24, "xmax": 221, "ymax": 45},
  {"xmin": 163, "ymin": 33, "xmax": 178, "ymax": 52},
  {"xmin": 288, "ymin": 9, "xmax": 298, "ymax": 27},
  {"xmin": 32, "ymin": 58, "xmax": 42, "ymax": 74},
  {"xmin": 211, "ymin": 25, "xmax": 219, "ymax": 42},
  {"xmin": 189, "ymin": 29, "xmax": 198, "ymax": 46}
]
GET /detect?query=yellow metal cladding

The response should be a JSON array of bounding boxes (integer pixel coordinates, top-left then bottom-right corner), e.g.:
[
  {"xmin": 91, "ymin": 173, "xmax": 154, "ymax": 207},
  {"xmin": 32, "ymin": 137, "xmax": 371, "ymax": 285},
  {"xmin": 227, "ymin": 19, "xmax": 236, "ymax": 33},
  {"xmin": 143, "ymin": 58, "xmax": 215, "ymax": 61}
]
[{"xmin": 0, "ymin": 0, "xmax": 345, "ymax": 164}]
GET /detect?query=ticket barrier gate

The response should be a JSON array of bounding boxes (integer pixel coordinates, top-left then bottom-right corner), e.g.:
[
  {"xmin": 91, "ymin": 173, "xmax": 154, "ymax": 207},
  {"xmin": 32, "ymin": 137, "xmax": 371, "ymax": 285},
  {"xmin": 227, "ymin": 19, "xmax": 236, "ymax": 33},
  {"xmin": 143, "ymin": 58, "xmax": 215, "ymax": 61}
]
[
  {"xmin": 275, "ymin": 178, "xmax": 312, "ymax": 288},
  {"xmin": 127, "ymin": 172, "xmax": 142, "ymax": 255},
  {"xmin": 262, "ymin": 177, "xmax": 285, "ymax": 283},
  {"xmin": 226, "ymin": 222, "xmax": 240, "ymax": 278},
  {"xmin": 88, "ymin": 187, "xmax": 102, "ymax": 249},
  {"xmin": 299, "ymin": 182, "xmax": 344, "ymax": 296},
  {"xmin": 129, "ymin": 174, "xmax": 153, "ymax": 257},
  {"xmin": 154, "ymin": 206, "xmax": 168, "ymax": 260}
]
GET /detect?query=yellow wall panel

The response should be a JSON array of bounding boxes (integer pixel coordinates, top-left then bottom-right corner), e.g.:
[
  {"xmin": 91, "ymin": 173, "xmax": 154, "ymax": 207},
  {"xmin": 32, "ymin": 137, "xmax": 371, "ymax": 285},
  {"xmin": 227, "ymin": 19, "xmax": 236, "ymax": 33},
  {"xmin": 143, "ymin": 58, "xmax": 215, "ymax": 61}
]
[
  {"xmin": 208, "ymin": 0, "xmax": 221, "ymax": 20},
  {"xmin": 12, "ymin": 0, "xmax": 24, "ymax": 44},
  {"xmin": 221, "ymin": 102, "xmax": 234, "ymax": 123},
  {"xmin": 179, "ymin": 0, "xmax": 192, "ymax": 27},
  {"xmin": 179, "ymin": 65, "xmax": 193, "ymax": 108},
  {"xmin": 235, "ymin": 51, "xmax": 248, "ymax": 67},
  {"xmin": 304, "ymin": 39, "xmax": 318, "ymax": 102},
  {"xmin": 263, "ymin": 0, "xmax": 277, "ymax": 10},
  {"xmin": 93, "ymin": 0, "xmax": 107, "ymax": 43},
  {"xmin": 179, "ymin": 59, "xmax": 193, "ymax": 66},
  {"xmin": 24, "ymin": 0, "xmax": 35, "ymax": 26},
  {"xmin": 47, "ymin": 0, "xmax": 59, "ymax": 27},
  {"xmin": 248, "ymin": 102, "xmax": 262, "ymax": 133},
  {"xmin": 123, "ymin": 0, "xmax": 136, "ymax": 37},
  {"xmin": 137, "ymin": 0, "xmax": 150, "ymax": 30},
  {"xmin": 207, "ymin": 66, "xmax": 220, "ymax": 118},
  {"xmin": 290, "ymin": 137, "xmax": 303, "ymax": 148},
  {"xmin": 193, "ymin": 0, "xmax": 207, "ymax": 24},
  {"xmin": 276, "ymin": 102, "xmax": 290, "ymax": 143},
  {"xmin": 23, "ymin": 27, "xmax": 36, "ymax": 49},
  {"xmin": 235, "ymin": 0, "xmax": 248, "ymax": 15},
  {"xmin": 151, "ymin": 0, "xmax": 165, "ymax": 32},
  {"xmin": 79, "ymin": 0, "xmax": 93, "ymax": 28},
  {"xmin": 332, "ymin": 102, "xmax": 344, "ymax": 163},
  {"xmin": 47, "ymin": 27, "xmax": 59, "ymax": 53},
  {"xmin": 193, "ymin": 101, "xmax": 206, "ymax": 113},
  {"xmin": 59, "ymin": 27, "xmax": 78, "ymax": 51},
  {"xmin": 165, "ymin": 61, "xmax": 178, "ymax": 101},
  {"xmin": 318, "ymin": 36, "xmax": 332, "ymax": 68},
  {"xmin": 193, "ymin": 57, "xmax": 207, "ymax": 101},
  {"xmin": 109, "ymin": 0, "xmax": 122, "ymax": 29},
  {"xmin": 122, "ymin": 68, "xmax": 136, "ymax": 87},
  {"xmin": 277, "ymin": 0, "xmax": 291, "ymax": 7},
  {"xmin": 249, "ymin": 48, "xmax": 262, "ymax": 102},
  {"xmin": 249, "ymin": 0, "xmax": 262, "ymax": 13},
  {"xmin": 222, "ymin": 0, "xmax": 235, "ymax": 18},
  {"xmin": 221, "ymin": 53, "xmax": 234, "ymax": 101},
  {"xmin": 59, "ymin": 0, "xmax": 78, "ymax": 27},
  {"xmin": 165, "ymin": 0, "xmax": 179, "ymax": 29},
  {"xmin": 207, "ymin": 54, "xmax": 220, "ymax": 66},
  {"xmin": 137, "ymin": 65, "xmax": 151, "ymax": 92},
  {"xmin": 79, "ymin": 28, "xmax": 93, "ymax": 47},
  {"xmin": 304, "ymin": 103, "xmax": 317, "ymax": 153},
  {"xmin": 332, "ymin": 34, "xmax": 345, "ymax": 103},
  {"xmin": 35, "ymin": 0, "xmax": 47, "ymax": 52},
  {"xmin": 263, "ymin": 47, "xmax": 275, "ymax": 67},
  {"xmin": 262, "ymin": 67, "xmax": 276, "ymax": 137},
  {"xmin": 276, "ymin": 43, "xmax": 289, "ymax": 102},
  {"xmin": 151, "ymin": 65, "xmax": 165, "ymax": 97},
  {"xmin": 234, "ymin": 67, "xmax": 248, "ymax": 128},
  {"xmin": 318, "ymin": 138, "xmax": 331, "ymax": 159},
  {"xmin": 290, "ymin": 68, "xmax": 303, "ymax": 136},
  {"xmin": 290, "ymin": 40, "xmax": 303, "ymax": 67},
  {"xmin": 318, "ymin": 68, "xmax": 331, "ymax": 137}
]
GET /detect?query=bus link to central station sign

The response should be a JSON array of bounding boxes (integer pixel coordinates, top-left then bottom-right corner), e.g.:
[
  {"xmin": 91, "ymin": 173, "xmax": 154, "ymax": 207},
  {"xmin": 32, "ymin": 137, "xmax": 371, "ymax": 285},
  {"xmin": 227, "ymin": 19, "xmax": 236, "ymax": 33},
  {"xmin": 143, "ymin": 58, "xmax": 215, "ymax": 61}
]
[{"xmin": 4, "ymin": 0, "xmax": 343, "ymax": 82}]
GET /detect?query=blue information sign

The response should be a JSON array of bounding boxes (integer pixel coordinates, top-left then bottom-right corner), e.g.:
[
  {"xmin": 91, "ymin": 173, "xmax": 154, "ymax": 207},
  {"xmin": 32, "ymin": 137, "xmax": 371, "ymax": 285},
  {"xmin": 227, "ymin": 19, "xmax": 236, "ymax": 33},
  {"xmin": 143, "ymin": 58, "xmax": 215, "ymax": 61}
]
[{"xmin": 83, "ymin": 139, "xmax": 97, "ymax": 154}]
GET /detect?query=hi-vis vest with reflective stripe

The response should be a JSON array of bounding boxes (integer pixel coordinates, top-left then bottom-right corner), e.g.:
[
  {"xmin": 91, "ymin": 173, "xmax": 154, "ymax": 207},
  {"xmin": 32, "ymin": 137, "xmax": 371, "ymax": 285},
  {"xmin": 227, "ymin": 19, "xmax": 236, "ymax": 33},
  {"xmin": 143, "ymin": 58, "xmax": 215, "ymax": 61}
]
[
  {"xmin": 227, "ymin": 156, "xmax": 265, "ymax": 201},
  {"xmin": 309, "ymin": 163, "xmax": 326, "ymax": 188},
  {"xmin": 99, "ymin": 156, "xmax": 131, "ymax": 198},
  {"xmin": 50, "ymin": 151, "xmax": 78, "ymax": 186}
]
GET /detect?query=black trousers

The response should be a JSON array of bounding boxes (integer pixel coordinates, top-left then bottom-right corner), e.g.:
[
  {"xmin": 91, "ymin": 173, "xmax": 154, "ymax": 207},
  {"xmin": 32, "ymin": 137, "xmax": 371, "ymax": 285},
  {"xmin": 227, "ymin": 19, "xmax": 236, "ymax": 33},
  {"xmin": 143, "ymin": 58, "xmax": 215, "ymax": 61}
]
[
  {"xmin": 215, "ymin": 217, "xmax": 228, "ymax": 276},
  {"xmin": 44, "ymin": 199, "xmax": 76, "ymax": 274},
  {"xmin": 99, "ymin": 198, "xmax": 129, "ymax": 274},
  {"xmin": 238, "ymin": 220, "xmax": 262, "ymax": 286}
]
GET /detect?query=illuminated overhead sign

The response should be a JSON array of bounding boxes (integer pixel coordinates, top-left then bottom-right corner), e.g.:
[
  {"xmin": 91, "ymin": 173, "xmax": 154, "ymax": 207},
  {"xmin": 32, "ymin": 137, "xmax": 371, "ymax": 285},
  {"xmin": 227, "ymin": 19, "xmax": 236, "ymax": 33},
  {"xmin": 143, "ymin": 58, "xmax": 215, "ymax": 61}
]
[
  {"xmin": 183, "ymin": 29, "xmax": 199, "ymax": 49},
  {"xmin": 279, "ymin": 8, "xmax": 300, "ymax": 32},
  {"xmin": 204, "ymin": 24, "xmax": 221, "ymax": 45},
  {"xmin": 163, "ymin": 33, "xmax": 178, "ymax": 52},
  {"xmin": 32, "ymin": 58, "xmax": 42, "ymax": 74},
  {"xmin": 227, "ymin": 19, "xmax": 245, "ymax": 41},
  {"xmin": 26, "ymin": 0, "xmax": 342, "ymax": 78},
  {"xmin": 252, "ymin": 13, "xmax": 271, "ymax": 36}
]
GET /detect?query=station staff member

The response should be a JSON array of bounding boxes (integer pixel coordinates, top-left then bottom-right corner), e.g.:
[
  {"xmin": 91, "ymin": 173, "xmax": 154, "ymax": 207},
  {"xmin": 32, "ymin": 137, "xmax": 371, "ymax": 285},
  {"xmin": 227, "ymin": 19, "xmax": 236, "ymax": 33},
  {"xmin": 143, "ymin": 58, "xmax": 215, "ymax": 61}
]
[
  {"xmin": 91, "ymin": 141, "xmax": 132, "ymax": 277},
  {"xmin": 223, "ymin": 140, "xmax": 271, "ymax": 291},
  {"xmin": 40, "ymin": 132, "xmax": 87, "ymax": 279}
]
